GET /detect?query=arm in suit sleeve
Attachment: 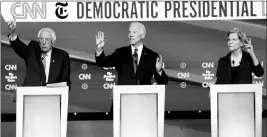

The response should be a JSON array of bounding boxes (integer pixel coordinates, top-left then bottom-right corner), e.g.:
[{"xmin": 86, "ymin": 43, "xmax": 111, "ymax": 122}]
[
  {"xmin": 215, "ymin": 59, "xmax": 222, "ymax": 84},
  {"xmin": 252, "ymin": 60, "xmax": 264, "ymax": 77},
  {"xmin": 61, "ymin": 51, "xmax": 71, "ymax": 91},
  {"xmin": 95, "ymin": 49, "xmax": 118, "ymax": 68},
  {"xmin": 153, "ymin": 54, "xmax": 168, "ymax": 85},
  {"xmin": 9, "ymin": 35, "xmax": 30, "ymax": 59},
  {"xmin": 154, "ymin": 69, "xmax": 168, "ymax": 85},
  {"xmin": 247, "ymin": 52, "xmax": 264, "ymax": 77}
]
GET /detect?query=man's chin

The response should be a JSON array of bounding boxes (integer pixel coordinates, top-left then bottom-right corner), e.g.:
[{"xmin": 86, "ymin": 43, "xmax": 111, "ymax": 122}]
[
  {"xmin": 228, "ymin": 47, "xmax": 234, "ymax": 51},
  {"xmin": 41, "ymin": 49, "xmax": 49, "ymax": 53},
  {"xmin": 129, "ymin": 41, "xmax": 134, "ymax": 44}
]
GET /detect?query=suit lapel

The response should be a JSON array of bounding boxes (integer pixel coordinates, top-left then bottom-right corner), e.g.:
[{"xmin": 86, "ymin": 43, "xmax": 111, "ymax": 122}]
[
  {"xmin": 128, "ymin": 46, "xmax": 135, "ymax": 74},
  {"xmin": 48, "ymin": 48, "xmax": 57, "ymax": 82},
  {"xmin": 226, "ymin": 53, "xmax": 232, "ymax": 82},
  {"xmin": 136, "ymin": 46, "xmax": 147, "ymax": 74},
  {"xmin": 238, "ymin": 51, "xmax": 247, "ymax": 75},
  {"xmin": 35, "ymin": 47, "xmax": 46, "ymax": 82},
  {"xmin": 34, "ymin": 49, "xmax": 42, "ymax": 74}
]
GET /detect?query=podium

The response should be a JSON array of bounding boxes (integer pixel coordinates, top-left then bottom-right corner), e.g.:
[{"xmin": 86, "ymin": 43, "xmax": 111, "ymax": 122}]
[
  {"xmin": 113, "ymin": 85, "xmax": 165, "ymax": 137},
  {"xmin": 16, "ymin": 86, "xmax": 69, "ymax": 137},
  {"xmin": 210, "ymin": 84, "xmax": 263, "ymax": 137}
]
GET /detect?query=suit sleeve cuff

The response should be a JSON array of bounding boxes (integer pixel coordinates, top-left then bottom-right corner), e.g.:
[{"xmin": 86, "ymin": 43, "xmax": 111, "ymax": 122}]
[
  {"xmin": 254, "ymin": 62, "xmax": 262, "ymax": 68},
  {"xmin": 157, "ymin": 69, "xmax": 163, "ymax": 75},
  {"xmin": 96, "ymin": 49, "xmax": 103, "ymax": 56},
  {"xmin": 8, "ymin": 34, "xmax": 18, "ymax": 41}
]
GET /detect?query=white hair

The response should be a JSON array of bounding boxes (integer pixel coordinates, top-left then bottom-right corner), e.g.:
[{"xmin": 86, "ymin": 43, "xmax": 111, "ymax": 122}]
[
  {"xmin": 130, "ymin": 22, "xmax": 146, "ymax": 38},
  {"xmin": 37, "ymin": 28, "xmax": 56, "ymax": 42}
]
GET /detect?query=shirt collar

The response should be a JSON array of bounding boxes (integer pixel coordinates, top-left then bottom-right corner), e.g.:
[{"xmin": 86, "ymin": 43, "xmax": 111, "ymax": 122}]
[
  {"xmin": 131, "ymin": 44, "xmax": 143, "ymax": 54},
  {"xmin": 43, "ymin": 48, "xmax": 52, "ymax": 57}
]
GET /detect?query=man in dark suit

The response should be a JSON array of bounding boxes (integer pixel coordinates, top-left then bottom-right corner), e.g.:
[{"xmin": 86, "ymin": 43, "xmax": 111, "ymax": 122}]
[
  {"xmin": 95, "ymin": 22, "xmax": 168, "ymax": 113},
  {"xmin": 95, "ymin": 22, "xmax": 168, "ymax": 85},
  {"xmin": 8, "ymin": 18, "xmax": 71, "ymax": 90}
]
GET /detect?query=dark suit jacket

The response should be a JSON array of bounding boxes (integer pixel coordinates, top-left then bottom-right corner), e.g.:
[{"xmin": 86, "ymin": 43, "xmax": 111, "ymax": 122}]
[
  {"xmin": 10, "ymin": 36, "xmax": 71, "ymax": 89},
  {"xmin": 95, "ymin": 45, "xmax": 168, "ymax": 85},
  {"xmin": 216, "ymin": 50, "xmax": 264, "ymax": 84}
]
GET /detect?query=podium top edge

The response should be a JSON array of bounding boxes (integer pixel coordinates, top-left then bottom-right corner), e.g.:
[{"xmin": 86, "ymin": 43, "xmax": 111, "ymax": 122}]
[
  {"xmin": 113, "ymin": 85, "xmax": 165, "ymax": 87},
  {"xmin": 210, "ymin": 84, "xmax": 263, "ymax": 87},
  {"xmin": 113, "ymin": 85, "xmax": 166, "ymax": 94},
  {"xmin": 16, "ymin": 86, "xmax": 69, "ymax": 88},
  {"xmin": 16, "ymin": 86, "xmax": 69, "ymax": 95},
  {"xmin": 209, "ymin": 84, "xmax": 264, "ymax": 94}
]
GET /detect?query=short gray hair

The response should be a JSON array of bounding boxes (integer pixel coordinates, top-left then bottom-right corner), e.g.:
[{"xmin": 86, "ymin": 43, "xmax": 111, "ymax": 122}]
[
  {"xmin": 130, "ymin": 22, "xmax": 146, "ymax": 37},
  {"xmin": 37, "ymin": 28, "xmax": 56, "ymax": 42}
]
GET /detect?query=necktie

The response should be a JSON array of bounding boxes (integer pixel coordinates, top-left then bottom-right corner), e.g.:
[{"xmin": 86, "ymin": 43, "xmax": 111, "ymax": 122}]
[
  {"xmin": 41, "ymin": 53, "xmax": 47, "ymax": 71},
  {"xmin": 133, "ymin": 48, "xmax": 138, "ymax": 74}
]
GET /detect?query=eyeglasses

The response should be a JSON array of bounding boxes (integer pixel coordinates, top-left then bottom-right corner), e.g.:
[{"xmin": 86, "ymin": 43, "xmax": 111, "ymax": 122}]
[{"xmin": 38, "ymin": 37, "xmax": 53, "ymax": 42}]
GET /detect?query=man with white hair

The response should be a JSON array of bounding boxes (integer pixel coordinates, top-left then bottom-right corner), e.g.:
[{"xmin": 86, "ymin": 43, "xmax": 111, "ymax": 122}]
[
  {"xmin": 8, "ymin": 19, "xmax": 71, "ymax": 90},
  {"xmin": 95, "ymin": 22, "xmax": 168, "ymax": 112},
  {"xmin": 96, "ymin": 22, "xmax": 168, "ymax": 85}
]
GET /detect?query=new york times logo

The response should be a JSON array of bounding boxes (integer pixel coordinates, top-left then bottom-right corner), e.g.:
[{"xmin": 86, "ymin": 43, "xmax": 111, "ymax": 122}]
[{"xmin": 55, "ymin": 2, "xmax": 68, "ymax": 19}]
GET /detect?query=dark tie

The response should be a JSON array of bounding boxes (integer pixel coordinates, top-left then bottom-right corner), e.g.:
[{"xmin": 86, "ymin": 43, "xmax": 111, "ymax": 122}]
[
  {"xmin": 133, "ymin": 48, "xmax": 138, "ymax": 74},
  {"xmin": 41, "ymin": 53, "xmax": 47, "ymax": 71}
]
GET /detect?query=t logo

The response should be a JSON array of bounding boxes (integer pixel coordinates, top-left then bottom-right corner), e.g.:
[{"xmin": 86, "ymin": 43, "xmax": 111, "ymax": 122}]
[{"xmin": 55, "ymin": 2, "xmax": 68, "ymax": 19}]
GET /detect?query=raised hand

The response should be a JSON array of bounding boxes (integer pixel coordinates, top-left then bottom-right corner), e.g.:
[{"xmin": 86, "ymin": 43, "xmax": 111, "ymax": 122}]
[
  {"xmin": 7, "ymin": 16, "xmax": 17, "ymax": 37},
  {"xmin": 156, "ymin": 55, "xmax": 163, "ymax": 72},
  {"xmin": 95, "ymin": 31, "xmax": 105, "ymax": 51},
  {"xmin": 244, "ymin": 37, "xmax": 254, "ymax": 55}
]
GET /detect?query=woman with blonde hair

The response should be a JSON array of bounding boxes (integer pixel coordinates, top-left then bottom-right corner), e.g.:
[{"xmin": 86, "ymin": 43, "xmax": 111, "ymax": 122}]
[{"xmin": 215, "ymin": 28, "xmax": 264, "ymax": 84}]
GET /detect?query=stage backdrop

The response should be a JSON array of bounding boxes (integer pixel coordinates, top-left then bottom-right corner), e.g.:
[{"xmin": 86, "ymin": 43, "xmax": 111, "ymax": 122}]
[{"xmin": 1, "ymin": 19, "xmax": 266, "ymax": 113}]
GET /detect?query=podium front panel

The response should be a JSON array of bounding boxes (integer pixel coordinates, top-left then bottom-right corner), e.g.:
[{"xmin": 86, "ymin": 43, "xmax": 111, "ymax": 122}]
[
  {"xmin": 218, "ymin": 93, "xmax": 255, "ymax": 137},
  {"xmin": 16, "ymin": 87, "xmax": 69, "ymax": 137},
  {"xmin": 23, "ymin": 95, "xmax": 61, "ymax": 137},
  {"xmin": 120, "ymin": 94, "xmax": 158, "ymax": 137},
  {"xmin": 210, "ymin": 84, "xmax": 262, "ymax": 137},
  {"xmin": 113, "ymin": 85, "xmax": 165, "ymax": 137}
]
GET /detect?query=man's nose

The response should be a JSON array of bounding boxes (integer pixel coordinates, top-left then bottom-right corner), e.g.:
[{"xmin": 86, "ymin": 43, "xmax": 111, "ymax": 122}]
[
  {"xmin": 41, "ymin": 40, "xmax": 46, "ymax": 44},
  {"xmin": 129, "ymin": 32, "xmax": 133, "ymax": 37}
]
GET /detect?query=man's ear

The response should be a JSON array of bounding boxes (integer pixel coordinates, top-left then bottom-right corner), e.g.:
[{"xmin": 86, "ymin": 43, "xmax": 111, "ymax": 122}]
[
  {"xmin": 52, "ymin": 40, "xmax": 56, "ymax": 45},
  {"xmin": 141, "ymin": 33, "xmax": 145, "ymax": 39}
]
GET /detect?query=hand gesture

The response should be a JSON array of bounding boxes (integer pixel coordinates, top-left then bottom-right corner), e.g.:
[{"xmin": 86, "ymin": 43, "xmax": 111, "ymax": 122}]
[
  {"xmin": 156, "ymin": 55, "xmax": 163, "ymax": 72},
  {"xmin": 96, "ymin": 31, "xmax": 105, "ymax": 51},
  {"xmin": 7, "ymin": 16, "xmax": 17, "ymax": 36},
  {"xmin": 244, "ymin": 37, "xmax": 254, "ymax": 55}
]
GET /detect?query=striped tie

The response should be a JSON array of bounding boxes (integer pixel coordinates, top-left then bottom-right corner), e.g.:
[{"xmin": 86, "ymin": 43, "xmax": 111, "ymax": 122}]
[
  {"xmin": 41, "ymin": 53, "xmax": 47, "ymax": 71},
  {"xmin": 133, "ymin": 48, "xmax": 138, "ymax": 74}
]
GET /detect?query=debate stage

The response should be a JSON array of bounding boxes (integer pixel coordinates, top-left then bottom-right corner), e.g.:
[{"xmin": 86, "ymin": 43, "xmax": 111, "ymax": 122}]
[
  {"xmin": 1, "ymin": 119, "xmax": 267, "ymax": 137},
  {"xmin": 1, "ymin": 86, "xmax": 267, "ymax": 137},
  {"xmin": 1, "ymin": 19, "xmax": 266, "ymax": 137}
]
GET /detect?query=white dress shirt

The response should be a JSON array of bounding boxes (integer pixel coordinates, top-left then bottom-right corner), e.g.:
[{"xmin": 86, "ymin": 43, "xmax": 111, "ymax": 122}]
[
  {"xmin": 131, "ymin": 44, "xmax": 143, "ymax": 65},
  {"xmin": 43, "ymin": 49, "xmax": 52, "ymax": 83}
]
